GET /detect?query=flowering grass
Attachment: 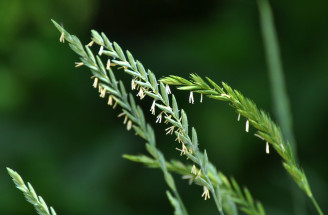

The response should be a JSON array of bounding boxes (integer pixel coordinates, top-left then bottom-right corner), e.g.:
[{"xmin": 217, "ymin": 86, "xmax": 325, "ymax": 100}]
[
  {"xmin": 7, "ymin": 168, "xmax": 57, "ymax": 215},
  {"xmin": 6, "ymin": 0, "xmax": 324, "ymax": 214}
]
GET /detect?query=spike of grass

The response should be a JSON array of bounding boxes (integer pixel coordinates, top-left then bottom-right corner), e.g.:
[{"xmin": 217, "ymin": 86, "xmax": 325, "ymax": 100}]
[
  {"xmin": 51, "ymin": 19, "xmax": 188, "ymax": 215},
  {"xmin": 7, "ymin": 168, "xmax": 57, "ymax": 215},
  {"xmin": 51, "ymin": 19, "xmax": 267, "ymax": 215},
  {"xmin": 160, "ymin": 74, "xmax": 323, "ymax": 214}
]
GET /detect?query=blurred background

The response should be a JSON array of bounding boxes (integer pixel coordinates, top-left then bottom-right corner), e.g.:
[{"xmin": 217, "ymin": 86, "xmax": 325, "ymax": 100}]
[{"xmin": 0, "ymin": 0, "xmax": 327, "ymax": 214}]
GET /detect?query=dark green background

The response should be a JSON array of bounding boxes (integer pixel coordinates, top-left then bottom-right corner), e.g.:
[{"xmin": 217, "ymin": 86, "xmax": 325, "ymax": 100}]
[{"xmin": 0, "ymin": 0, "xmax": 327, "ymax": 214}]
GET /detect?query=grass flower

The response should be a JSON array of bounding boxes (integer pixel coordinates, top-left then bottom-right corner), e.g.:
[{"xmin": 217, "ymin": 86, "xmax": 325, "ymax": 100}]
[
  {"xmin": 150, "ymin": 100, "xmax": 156, "ymax": 115},
  {"xmin": 75, "ymin": 62, "xmax": 84, "ymax": 67},
  {"xmin": 165, "ymin": 126, "xmax": 175, "ymax": 135},
  {"xmin": 59, "ymin": 31, "xmax": 65, "ymax": 43},
  {"xmin": 7, "ymin": 168, "xmax": 57, "ymax": 215},
  {"xmin": 93, "ymin": 77, "xmax": 99, "ymax": 88},
  {"xmin": 87, "ymin": 40, "xmax": 94, "ymax": 47},
  {"xmin": 191, "ymin": 165, "xmax": 197, "ymax": 175},
  {"xmin": 202, "ymin": 186, "xmax": 211, "ymax": 200}
]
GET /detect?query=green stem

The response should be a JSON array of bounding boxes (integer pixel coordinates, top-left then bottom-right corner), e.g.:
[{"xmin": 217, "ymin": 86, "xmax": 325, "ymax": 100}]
[
  {"xmin": 311, "ymin": 197, "xmax": 324, "ymax": 215},
  {"xmin": 257, "ymin": 0, "xmax": 297, "ymax": 156},
  {"xmin": 173, "ymin": 190, "xmax": 189, "ymax": 215},
  {"xmin": 201, "ymin": 165, "xmax": 224, "ymax": 215},
  {"xmin": 257, "ymin": 1, "xmax": 308, "ymax": 214}
]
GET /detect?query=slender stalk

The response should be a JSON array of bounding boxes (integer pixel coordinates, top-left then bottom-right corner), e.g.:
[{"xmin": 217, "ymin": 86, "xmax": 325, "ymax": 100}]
[
  {"xmin": 257, "ymin": 0, "xmax": 297, "ymax": 153},
  {"xmin": 257, "ymin": 0, "xmax": 305, "ymax": 214},
  {"xmin": 311, "ymin": 197, "xmax": 324, "ymax": 215}
]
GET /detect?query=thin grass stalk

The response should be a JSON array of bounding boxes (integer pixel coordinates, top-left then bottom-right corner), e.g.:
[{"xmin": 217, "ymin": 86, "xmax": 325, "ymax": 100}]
[
  {"xmin": 257, "ymin": 0, "xmax": 305, "ymax": 214},
  {"xmin": 257, "ymin": 0, "xmax": 297, "ymax": 152}
]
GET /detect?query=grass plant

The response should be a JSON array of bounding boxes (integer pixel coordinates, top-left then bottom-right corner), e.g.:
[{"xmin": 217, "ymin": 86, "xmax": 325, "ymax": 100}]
[{"xmin": 6, "ymin": 1, "xmax": 324, "ymax": 214}]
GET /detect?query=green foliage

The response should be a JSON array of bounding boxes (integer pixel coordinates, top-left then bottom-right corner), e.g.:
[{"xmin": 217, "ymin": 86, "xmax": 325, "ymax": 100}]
[{"xmin": 7, "ymin": 168, "xmax": 57, "ymax": 215}]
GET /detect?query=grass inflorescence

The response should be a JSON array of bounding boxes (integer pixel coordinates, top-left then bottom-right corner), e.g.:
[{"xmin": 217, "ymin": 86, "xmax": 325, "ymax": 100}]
[
  {"xmin": 160, "ymin": 74, "xmax": 323, "ymax": 214},
  {"xmin": 52, "ymin": 20, "xmax": 190, "ymax": 215},
  {"xmin": 51, "ymin": 19, "xmax": 266, "ymax": 215},
  {"xmin": 7, "ymin": 168, "xmax": 57, "ymax": 215}
]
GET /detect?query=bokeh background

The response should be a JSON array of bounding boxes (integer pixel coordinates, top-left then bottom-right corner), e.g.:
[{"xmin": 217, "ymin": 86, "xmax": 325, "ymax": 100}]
[{"xmin": 1, "ymin": 0, "xmax": 327, "ymax": 214}]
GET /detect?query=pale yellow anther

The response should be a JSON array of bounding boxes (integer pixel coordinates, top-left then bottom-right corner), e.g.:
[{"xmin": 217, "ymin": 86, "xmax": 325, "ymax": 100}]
[
  {"xmin": 176, "ymin": 143, "xmax": 188, "ymax": 156},
  {"xmin": 195, "ymin": 169, "xmax": 202, "ymax": 179},
  {"xmin": 123, "ymin": 115, "xmax": 128, "ymax": 124},
  {"xmin": 201, "ymin": 186, "xmax": 210, "ymax": 200},
  {"xmin": 93, "ymin": 78, "xmax": 99, "ymax": 88},
  {"xmin": 150, "ymin": 100, "xmax": 156, "ymax": 115},
  {"xmin": 191, "ymin": 165, "xmax": 197, "ymax": 175},
  {"xmin": 87, "ymin": 41, "xmax": 94, "ymax": 47},
  {"xmin": 137, "ymin": 87, "xmax": 145, "ymax": 99},
  {"xmin": 118, "ymin": 112, "xmax": 125, "ymax": 118},
  {"xmin": 75, "ymin": 62, "xmax": 84, "ymax": 68},
  {"xmin": 108, "ymin": 95, "xmax": 113, "ymax": 106},
  {"xmin": 113, "ymin": 101, "xmax": 118, "ymax": 109},
  {"xmin": 175, "ymin": 133, "xmax": 182, "ymax": 143},
  {"xmin": 165, "ymin": 126, "xmax": 175, "ymax": 135},
  {"xmin": 100, "ymin": 87, "xmax": 106, "ymax": 98},
  {"xmin": 156, "ymin": 112, "xmax": 163, "ymax": 123},
  {"xmin": 131, "ymin": 79, "xmax": 136, "ymax": 90},
  {"xmin": 266, "ymin": 142, "xmax": 270, "ymax": 154},
  {"xmin": 127, "ymin": 120, "xmax": 132, "ymax": 130},
  {"xmin": 59, "ymin": 32, "xmax": 65, "ymax": 43},
  {"xmin": 106, "ymin": 59, "xmax": 111, "ymax": 70},
  {"xmin": 98, "ymin": 46, "xmax": 104, "ymax": 56}
]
